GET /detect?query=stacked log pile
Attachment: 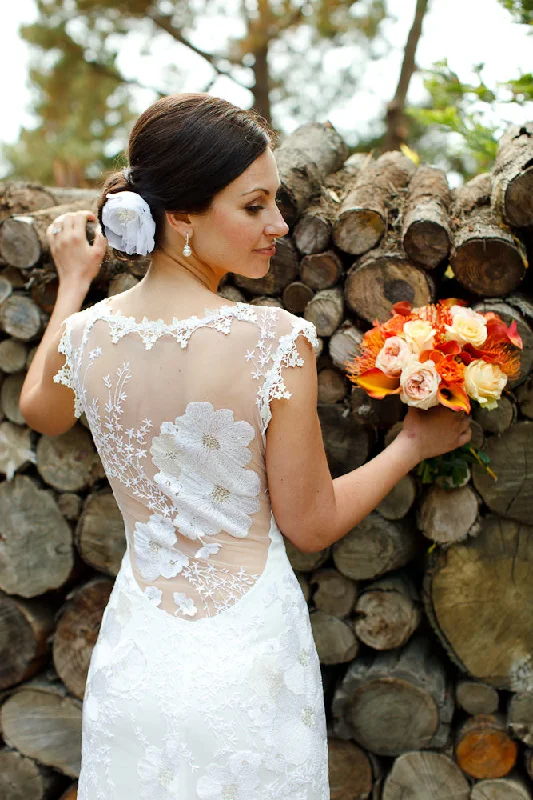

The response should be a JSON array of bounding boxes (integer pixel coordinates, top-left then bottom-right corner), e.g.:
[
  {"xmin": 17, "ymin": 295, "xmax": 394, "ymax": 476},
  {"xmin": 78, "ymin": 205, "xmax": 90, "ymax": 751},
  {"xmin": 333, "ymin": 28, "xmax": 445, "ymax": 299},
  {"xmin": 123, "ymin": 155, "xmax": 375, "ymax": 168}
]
[{"xmin": 1, "ymin": 120, "xmax": 533, "ymax": 798}]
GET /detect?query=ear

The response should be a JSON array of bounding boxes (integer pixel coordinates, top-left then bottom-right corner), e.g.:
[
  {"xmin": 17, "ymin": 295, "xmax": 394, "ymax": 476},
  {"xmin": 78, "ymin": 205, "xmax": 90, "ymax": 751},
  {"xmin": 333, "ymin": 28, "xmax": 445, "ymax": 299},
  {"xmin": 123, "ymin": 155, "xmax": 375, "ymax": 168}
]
[{"xmin": 165, "ymin": 211, "xmax": 192, "ymax": 239}]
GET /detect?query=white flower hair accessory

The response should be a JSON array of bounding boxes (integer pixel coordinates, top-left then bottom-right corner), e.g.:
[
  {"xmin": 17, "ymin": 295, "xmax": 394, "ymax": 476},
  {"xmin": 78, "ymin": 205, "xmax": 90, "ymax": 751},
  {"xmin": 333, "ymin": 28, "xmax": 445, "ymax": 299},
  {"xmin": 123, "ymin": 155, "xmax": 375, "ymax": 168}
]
[{"xmin": 101, "ymin": 190, "xmax": 156, "ymax": 256}]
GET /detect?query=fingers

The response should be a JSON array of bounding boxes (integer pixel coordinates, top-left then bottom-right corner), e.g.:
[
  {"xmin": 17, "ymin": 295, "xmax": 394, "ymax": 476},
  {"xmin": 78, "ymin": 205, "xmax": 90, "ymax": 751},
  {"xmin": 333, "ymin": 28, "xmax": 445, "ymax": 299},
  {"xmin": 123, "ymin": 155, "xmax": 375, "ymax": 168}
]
[{"xmin": 92, "ymin": 224, "xmax": 108, "ymax": 258}]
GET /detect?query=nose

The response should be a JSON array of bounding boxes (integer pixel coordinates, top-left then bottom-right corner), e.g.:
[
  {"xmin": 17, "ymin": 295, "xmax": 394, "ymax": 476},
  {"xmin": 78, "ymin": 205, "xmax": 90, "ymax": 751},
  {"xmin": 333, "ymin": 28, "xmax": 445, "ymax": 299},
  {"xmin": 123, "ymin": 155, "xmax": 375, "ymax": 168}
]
[{"xmin": 265, "ymin": 207, "xmax": 289, "ymax": 238}]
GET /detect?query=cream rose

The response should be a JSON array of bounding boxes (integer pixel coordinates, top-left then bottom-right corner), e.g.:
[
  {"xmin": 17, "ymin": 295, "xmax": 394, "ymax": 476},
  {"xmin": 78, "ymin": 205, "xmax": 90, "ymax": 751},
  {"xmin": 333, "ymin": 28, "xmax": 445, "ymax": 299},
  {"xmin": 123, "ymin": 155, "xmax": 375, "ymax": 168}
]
[
  {"xmin": 400, "ymin": 357, "xmax": 440, "ymax": 410},
  {"xmin": 445, "ymin": 306, "xmax": 487, "ymax": 347},
  {"xmin": 375, "ymin": 336, "xmax": 413, "ymax": 376},
  {"xmin": 464, "ymin": 359, "xmax": 507, "ymax": 410},
  {"xmin": 402, "ymin": 319, "xmax": 436, "ymax": 353}
]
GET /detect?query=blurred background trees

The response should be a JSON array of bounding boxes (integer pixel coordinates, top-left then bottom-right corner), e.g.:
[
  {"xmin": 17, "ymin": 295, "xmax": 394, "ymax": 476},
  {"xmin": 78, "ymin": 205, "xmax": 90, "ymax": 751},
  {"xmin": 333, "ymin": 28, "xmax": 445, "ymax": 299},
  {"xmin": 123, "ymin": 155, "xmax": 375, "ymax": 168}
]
[{"xmin": 2, "ymin": 0, "xmax": 532, "ymax": 186}]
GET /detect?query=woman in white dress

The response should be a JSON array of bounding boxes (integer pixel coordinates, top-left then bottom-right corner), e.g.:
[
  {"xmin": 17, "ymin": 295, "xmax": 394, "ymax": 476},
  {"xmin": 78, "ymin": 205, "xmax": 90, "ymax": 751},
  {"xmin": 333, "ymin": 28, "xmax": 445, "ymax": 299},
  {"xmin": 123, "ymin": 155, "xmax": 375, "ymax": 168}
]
[{"xmin": 20, "ymin": 93, "xmax": 471, "ymax": 799}]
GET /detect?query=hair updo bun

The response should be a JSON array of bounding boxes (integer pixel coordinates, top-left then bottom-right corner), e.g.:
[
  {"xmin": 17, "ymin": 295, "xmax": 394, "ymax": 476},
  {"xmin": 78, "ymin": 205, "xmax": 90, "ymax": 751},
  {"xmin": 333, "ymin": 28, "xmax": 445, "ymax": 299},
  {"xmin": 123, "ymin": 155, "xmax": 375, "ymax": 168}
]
[{"xmin": 98, "ymin": 93, "xmax": 273, "ymax": 259}]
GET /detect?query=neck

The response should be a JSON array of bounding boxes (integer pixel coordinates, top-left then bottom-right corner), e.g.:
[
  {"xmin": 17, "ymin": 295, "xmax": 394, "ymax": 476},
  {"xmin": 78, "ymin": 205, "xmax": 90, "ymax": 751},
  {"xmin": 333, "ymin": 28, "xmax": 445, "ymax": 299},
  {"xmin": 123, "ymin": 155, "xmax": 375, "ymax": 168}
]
[{"xmin": 142, "ymin": 245, "xmax": 225, "ymax": 298}]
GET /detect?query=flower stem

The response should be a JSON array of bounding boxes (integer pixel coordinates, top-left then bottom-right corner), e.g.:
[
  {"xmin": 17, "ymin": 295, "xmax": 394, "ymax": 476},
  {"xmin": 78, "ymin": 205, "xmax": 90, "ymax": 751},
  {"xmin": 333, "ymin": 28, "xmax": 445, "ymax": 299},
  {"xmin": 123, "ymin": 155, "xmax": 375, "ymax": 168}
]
[{"xmin": 468, "ymin": 445, "xmax": 497, "ymax": 480}]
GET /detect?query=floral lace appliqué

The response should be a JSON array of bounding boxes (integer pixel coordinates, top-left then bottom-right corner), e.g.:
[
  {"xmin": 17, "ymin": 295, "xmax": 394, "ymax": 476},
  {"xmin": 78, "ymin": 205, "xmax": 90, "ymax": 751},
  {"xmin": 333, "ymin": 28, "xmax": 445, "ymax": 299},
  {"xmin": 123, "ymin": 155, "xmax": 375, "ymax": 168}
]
[{"xmin": 246, "ymin": 309, "xmax": 319, "ymax": 435}]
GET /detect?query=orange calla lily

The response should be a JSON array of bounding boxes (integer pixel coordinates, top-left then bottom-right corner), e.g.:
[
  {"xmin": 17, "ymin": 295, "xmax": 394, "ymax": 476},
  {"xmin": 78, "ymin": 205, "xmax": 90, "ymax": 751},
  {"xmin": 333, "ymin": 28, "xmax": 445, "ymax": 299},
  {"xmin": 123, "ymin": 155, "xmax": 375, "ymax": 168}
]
[
  {"xmin": 356, "ymin": 369, "xmax": 401, "ymax": 398},
  {"xmin": 436, "ymin": 340, "xmax": 462, "ymax": 356},
  {"xmin": 392, "ymin": 301, "xmax": 412, "ymax": 317},
  {"xmin": 507, "ymin": 320, "xmax": 523, "ymax": 349},
  {"xmin": 438, "ymin": 382, "xmax": 471, "ymax": 413},
  {"xmin": 420, "ymin": 349, "xmax": 444, "ymax": 365},
  {"xmin": 440, "ymin": 297, "xmax": 468, "ymax": 309}
]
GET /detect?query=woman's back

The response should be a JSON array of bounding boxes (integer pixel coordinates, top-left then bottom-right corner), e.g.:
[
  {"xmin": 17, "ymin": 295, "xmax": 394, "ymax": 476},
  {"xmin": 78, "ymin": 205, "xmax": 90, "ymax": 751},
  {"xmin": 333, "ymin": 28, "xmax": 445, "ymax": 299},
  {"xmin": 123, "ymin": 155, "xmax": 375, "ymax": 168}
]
[{"xmin": 57, "ymin": 297, "xmax": 318, "ymax": 620}]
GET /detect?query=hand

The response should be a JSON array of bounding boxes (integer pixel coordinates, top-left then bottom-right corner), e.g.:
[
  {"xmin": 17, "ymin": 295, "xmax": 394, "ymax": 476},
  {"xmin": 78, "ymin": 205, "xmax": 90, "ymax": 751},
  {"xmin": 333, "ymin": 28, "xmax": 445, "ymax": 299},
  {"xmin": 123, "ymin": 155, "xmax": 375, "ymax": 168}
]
[
  {"xmin": 47, "ymin": 210, "xmax": 107, "ymax": 291},
  {"xmin": 398, "ymin": 405, "xmax": 472, "ymax": 463}
]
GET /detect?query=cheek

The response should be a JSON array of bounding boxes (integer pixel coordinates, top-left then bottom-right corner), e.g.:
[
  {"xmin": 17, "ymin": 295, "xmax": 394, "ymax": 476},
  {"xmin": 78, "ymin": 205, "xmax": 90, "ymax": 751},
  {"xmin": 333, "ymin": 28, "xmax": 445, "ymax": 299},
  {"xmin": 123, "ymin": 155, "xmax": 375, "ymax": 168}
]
[{"xmin": 209, "ymin": 210, "xmax": 261, "ymax": 251}]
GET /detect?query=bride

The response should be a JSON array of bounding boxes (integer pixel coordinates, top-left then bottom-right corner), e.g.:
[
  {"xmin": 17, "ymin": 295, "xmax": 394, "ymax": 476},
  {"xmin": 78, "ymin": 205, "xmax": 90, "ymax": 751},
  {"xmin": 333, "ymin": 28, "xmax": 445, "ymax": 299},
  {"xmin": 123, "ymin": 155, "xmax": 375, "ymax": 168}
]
[{"xmin": 19, "ymin": 93, "xmax": 471, "ymax": 799}]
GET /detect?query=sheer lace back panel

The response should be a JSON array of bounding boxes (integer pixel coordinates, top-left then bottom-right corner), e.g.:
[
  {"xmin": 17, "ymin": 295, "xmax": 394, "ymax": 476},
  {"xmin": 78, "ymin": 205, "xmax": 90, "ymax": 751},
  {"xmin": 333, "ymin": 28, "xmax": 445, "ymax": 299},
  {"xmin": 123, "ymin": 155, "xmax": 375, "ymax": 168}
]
[{"xmin": 55, "ymin": 299, "xmax": 318, "ymax": 621}]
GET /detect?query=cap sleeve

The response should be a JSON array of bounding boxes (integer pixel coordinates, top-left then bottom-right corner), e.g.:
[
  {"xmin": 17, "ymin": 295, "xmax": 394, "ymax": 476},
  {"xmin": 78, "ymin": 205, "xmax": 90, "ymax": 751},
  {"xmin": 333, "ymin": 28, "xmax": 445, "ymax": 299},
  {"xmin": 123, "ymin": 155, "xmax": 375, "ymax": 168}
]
[
  {"xmin": 53, "ymin": 316, "xmax": 84, "ymax": 418},
  {"xmin": 258, "ymin": 310, "xmax": 319, "ymax": 435}
]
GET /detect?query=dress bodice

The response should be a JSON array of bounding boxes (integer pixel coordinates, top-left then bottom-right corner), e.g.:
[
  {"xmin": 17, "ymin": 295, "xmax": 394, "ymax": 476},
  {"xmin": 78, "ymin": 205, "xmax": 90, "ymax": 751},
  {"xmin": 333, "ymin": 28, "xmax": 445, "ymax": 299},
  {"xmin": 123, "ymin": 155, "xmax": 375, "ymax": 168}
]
[{"xmin": 55, "ymin": 298, "xmax": 319, "ymax": 620}]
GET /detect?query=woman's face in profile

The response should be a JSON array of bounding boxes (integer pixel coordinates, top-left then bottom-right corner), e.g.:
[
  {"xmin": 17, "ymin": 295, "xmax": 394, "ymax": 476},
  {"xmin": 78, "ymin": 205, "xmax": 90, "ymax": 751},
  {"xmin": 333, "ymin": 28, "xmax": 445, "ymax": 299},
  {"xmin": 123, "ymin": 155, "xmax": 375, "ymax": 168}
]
[{"xmin": 188, "ymin": 148, "xmax": 289, "ymax": 279}]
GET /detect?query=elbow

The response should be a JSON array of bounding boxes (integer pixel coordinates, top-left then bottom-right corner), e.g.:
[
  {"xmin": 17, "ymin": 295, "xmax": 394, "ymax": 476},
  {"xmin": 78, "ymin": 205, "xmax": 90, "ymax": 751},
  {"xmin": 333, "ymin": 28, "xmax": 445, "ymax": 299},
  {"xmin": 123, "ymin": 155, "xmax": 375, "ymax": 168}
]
[
  {"xmin": 281, "ymin": 518, "xmax": 327, "ymax": 554},
  {"xmin": 18, "ymin": 400, "xmax": 71, "ymax": 437}
]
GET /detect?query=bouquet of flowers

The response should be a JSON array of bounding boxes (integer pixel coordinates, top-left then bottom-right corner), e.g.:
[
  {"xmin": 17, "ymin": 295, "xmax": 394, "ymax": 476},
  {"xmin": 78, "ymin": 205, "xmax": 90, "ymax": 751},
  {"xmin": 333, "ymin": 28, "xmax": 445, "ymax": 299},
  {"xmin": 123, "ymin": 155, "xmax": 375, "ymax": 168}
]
[{"xmin": 346, "ymin": 299, "xmax": 523, "ymax": 487}]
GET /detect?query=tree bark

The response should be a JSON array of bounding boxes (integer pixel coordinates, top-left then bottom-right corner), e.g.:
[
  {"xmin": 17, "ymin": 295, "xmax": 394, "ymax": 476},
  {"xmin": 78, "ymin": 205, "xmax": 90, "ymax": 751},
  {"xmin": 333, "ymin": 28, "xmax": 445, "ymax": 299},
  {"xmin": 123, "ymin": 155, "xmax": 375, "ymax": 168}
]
[
  {"xmin": 451, "ymin": 174, "xmax": 527, "ymax": 297},
  {"xmin": 492, "ymin": 121, "xmax": 533, "ymax": 227},
  {"xmin": 333, "ymin": 152, "xmax": 416, "ymax": 255},
  {"xmin": 383, "ymin": 0, "xmax": 430, "ymax": 153},
  {"xmin": 275, "ymin": 123, "xmax": 348, "ymax": 226},
  {"xmin": 402, "ymin": 165, "xmax": 452, "ymax": 268}
]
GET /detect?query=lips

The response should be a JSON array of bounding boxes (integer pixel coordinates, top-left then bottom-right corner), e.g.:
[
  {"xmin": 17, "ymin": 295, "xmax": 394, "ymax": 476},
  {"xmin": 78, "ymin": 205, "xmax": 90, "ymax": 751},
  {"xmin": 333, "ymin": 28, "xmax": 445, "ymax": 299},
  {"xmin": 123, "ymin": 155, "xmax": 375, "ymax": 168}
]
[{"xmin": 254, "ymin": 245, "xmax": 276, "ymax": 255}]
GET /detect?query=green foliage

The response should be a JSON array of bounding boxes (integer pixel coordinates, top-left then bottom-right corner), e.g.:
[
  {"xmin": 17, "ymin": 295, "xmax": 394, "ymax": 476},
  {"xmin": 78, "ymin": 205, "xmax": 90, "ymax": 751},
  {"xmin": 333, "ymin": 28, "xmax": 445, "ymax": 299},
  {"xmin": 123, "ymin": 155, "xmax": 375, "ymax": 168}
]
[
  {"xmin": 415, "ymin": 444, "xmax": 492, "ymax": 489},
  {"xmin": 407, "ymin": 60, "xmax": 501, "ymax": 178},
  {"xmin": 498, "ymin": 0, "xmax": 533, "ymax": 24},
  {"xmin": 3, "ymin": 0, "xmax": 388, "ymax": 184}
]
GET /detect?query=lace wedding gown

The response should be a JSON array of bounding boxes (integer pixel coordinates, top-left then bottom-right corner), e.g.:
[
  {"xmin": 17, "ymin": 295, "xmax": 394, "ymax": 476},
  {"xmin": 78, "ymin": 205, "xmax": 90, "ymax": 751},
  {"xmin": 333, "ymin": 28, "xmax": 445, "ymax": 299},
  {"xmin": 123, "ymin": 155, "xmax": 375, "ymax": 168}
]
[{"xmin": 54, "ymin": 298, "xmax": 329, "ymax": 799}]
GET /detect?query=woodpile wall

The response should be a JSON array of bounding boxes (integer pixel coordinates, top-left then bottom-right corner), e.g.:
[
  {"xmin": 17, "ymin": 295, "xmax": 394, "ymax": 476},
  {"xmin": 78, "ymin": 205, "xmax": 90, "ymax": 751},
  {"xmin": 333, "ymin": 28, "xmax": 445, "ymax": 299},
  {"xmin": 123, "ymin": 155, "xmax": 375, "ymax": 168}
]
[{"xmin": 1, "ymin": 120, "xmax": 533, "ymax": 799}]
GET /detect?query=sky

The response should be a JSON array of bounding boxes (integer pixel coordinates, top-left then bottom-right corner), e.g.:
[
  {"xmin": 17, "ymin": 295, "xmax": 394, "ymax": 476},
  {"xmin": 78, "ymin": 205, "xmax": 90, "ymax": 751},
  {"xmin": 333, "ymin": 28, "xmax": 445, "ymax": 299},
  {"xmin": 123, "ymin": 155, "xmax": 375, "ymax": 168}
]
[{"xmin": 0, "ymin": 0, "xmax": 532, "ymax": 163}]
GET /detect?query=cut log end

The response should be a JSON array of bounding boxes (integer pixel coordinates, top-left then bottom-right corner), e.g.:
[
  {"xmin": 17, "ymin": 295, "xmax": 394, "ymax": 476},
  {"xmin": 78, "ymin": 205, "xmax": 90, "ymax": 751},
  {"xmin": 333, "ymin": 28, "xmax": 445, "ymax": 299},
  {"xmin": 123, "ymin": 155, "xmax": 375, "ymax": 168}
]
[
  {"xmin": 403, "ymin": 220, "xmax": 451, "ymax": 268},
  {"xmin": 455, "ymin": 714, "xmax": 518, "ymax": 780},
  {"xmin": 452, "ymin": 238, "xmax": 527, "ymax": 297},
  {"xmin": 333, "ymin": 209, "xmax": 386, "ymax": 256}
]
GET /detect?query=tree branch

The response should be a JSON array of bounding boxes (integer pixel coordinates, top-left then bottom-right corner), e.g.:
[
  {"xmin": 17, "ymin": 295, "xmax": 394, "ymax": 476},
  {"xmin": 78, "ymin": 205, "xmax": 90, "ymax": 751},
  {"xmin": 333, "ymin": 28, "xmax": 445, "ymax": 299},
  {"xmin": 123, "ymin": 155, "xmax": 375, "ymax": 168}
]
[
  {"xmin": 384, "ymin": 0, "xmax": 430, "ymax": 151},
  {"xmin": 146, "ymin": 12, "xmax": 249, "ymax": 87},
  {"xmin": 87, "ymin": 59, "xmax": 166, "ymax": 97}
]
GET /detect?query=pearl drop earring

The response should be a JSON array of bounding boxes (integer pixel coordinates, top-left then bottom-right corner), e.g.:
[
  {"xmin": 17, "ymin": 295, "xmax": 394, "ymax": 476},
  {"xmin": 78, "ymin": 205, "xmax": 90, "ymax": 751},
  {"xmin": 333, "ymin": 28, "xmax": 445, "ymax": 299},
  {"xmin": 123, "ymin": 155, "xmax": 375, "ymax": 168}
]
[{"xmin": 183, "ymin": 232, "xmax": 192, "ymax": 257}]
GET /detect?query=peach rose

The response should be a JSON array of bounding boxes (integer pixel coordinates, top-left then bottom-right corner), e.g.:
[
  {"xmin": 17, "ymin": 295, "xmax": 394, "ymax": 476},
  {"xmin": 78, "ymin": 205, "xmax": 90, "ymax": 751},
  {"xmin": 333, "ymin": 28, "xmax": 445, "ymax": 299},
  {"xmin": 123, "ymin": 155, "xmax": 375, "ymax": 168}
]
[
  {"xmin": 402, "ymin": 319, "xmax": 436, "ymax": 353},
  {"xmin": 445, "ymin": 306, "xmax": 487, "ymax": 347},
  {"xmin": 400, "ymin": 357, "xmax": 440, "ymax": 410},
  {"xmin": 464, "ymin": 359, "xmax": 507, "ymax": 410},
  {"xmin": 375, "ymin": 336, "xmax": 413, "ymax": 376}
]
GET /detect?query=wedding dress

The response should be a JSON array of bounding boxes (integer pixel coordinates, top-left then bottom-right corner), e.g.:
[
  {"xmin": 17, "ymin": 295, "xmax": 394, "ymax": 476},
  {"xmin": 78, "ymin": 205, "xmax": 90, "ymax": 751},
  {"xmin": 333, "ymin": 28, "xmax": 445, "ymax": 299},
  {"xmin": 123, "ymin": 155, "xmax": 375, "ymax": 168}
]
[{"xmin": 54, "ymin": 297, "xmax": 329, "ymax": 799}]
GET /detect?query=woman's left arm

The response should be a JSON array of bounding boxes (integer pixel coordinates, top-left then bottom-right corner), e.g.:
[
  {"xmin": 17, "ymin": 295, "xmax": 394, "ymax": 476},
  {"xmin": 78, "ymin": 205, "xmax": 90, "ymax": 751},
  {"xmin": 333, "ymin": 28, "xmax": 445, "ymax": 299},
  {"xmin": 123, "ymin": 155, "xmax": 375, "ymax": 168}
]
[{"xmin": 19, "ymin": 210, "xmax": 107, "ymax": 435}]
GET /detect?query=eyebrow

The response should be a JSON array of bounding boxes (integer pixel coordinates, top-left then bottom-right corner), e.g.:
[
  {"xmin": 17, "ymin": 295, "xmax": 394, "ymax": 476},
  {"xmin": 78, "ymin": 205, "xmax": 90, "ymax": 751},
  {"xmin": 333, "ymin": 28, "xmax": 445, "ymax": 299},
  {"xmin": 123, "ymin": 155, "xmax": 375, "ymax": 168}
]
[{"xmin": 241, "ymin": 186, "xmax": 280, "ymax": 196}]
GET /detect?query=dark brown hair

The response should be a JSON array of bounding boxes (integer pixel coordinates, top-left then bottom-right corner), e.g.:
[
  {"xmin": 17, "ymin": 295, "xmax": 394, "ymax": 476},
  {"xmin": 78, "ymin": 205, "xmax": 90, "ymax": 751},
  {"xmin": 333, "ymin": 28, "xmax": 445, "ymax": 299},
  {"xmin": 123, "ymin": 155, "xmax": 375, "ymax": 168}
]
[{"xmin": 98, "ymin": 93, "xmax": 273, "ymax": 257}]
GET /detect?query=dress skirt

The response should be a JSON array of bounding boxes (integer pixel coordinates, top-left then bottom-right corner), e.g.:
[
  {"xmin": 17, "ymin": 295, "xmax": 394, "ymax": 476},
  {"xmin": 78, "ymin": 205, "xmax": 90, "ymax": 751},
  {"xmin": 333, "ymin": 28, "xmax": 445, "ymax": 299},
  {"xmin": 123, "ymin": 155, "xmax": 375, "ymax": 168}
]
[{"xmin": 77, "ymin": 517, "xmax": 330, "ymax": 799}]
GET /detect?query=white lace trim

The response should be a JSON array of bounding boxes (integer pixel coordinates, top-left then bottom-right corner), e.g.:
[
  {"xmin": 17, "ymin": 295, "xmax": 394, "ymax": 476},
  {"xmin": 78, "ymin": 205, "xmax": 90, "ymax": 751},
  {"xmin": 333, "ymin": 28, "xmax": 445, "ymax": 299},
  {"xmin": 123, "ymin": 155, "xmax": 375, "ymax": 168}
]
[
  {"xmin": 95, "ymin": 298, "xmax": 257, "ymax": 350},
  {"xmin": 54, "ymin": 318, "xmax": 85, "ymax": 418},
  {"xmin": 252, "ymin": 313, "xmax": 319, "ymax": 435}
]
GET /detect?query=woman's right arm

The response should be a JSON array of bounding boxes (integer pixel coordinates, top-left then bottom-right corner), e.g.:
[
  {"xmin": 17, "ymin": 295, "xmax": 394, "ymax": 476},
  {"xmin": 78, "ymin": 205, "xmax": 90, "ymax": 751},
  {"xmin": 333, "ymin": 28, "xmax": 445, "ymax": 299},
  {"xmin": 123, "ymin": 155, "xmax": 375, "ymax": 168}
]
[{"xmin": 265, "ymin": 336, "xmax": 471, "ymax": 553}]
